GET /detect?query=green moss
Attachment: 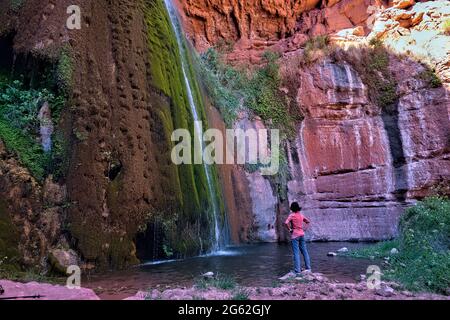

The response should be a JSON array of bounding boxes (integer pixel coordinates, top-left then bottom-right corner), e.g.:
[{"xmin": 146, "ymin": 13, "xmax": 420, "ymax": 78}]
[
  {"xmin": 0, "ymin": 200, "xmax": 21, "ymax": 273},
  {"xmin": 56, "ymin": 46, "xmax": 74, "ymax": 94},
  {"xmin": 9, "ymin": 0, "xmax": 25, "ymax": 12},
  {"xmin": 0, "ymin": 118, "xmax": 47, "ymax": 180}
]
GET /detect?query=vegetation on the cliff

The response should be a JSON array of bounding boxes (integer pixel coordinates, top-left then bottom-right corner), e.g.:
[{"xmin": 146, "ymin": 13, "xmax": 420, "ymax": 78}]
[
  {"xmin": 418, "ymin": 68, "xmax": 442, "ymax": 88},
  {"xmin": 56, "ymin": 46, "xmax": 74, "ymax": 95},
  {"xmin": 0, "ymin": 74, "xmax": 66, "ymax": 181},
  {"xmin": 198, "ymin": 48, "xmax": 294, "ymax": 134},
  {"xmin": 349, "ymin": 39, "xmax": 398, "ymax": 112},
  {"xmin": 9, "ymin": 0, "xmax": 25, "ymax": 12},
  {"xmin": 303, "ymin": 35, "xmax": 331, "ymax": 64},
  {"xmin": 442, "ymin": 18, "xmax": 450, "ymax": 35},
  {"xmin": 0, "ymin": 200, "xmax": 20, "ymax": 274},
  {"xmin": 348, "ymin": 197, "xmax": 450, "ymax": 294}
]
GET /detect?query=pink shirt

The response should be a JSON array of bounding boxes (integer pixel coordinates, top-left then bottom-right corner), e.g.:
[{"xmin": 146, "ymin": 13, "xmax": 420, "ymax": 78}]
[{"xmin": 285, "ymin": 212, "xmax": 309, "ymax": 239}]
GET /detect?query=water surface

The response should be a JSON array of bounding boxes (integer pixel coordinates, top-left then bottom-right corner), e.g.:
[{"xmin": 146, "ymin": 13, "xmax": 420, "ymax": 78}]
[{"xmin": 84, "ymin": 242, "xmax": 377, "ymax": 300}]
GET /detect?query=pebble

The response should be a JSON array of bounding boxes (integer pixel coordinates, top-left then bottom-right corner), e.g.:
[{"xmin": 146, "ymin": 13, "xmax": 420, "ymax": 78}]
[{"xmin": 202, "ymin": 272, "xmax": 215, "ymax": 279}]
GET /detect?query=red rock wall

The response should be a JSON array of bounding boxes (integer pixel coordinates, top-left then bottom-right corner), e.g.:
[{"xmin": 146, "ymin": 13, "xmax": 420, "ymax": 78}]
[
  {"xmin": 285, "ymin": 55, "xmax": 449, "ymax": 241},
  {"xmin": 176, "ymin": 0, "xmax": 387, "ymax": 63}
]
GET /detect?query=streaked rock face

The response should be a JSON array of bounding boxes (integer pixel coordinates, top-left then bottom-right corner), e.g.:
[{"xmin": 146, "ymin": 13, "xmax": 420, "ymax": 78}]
[
  {"xmin": 246, "ymin": 171, "xmax": 278, "ymax": 242},
  {"xmin": 286, "ymin": 61, "xmax": 403, "ymax": 240},
  {"xmin": 286, "ymin": 53, "xmax": 450, "ymax": 241}
]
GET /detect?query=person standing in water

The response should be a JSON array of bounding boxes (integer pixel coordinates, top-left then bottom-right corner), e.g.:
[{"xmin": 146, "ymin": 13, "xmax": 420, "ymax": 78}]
[{"xmin": 284, "ymin": 202, "xmax": 311, "ymax": 274}]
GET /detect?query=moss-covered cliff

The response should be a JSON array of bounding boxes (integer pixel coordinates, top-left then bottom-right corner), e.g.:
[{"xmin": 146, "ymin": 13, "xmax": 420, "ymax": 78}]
[{"xmin": 0, "ymin": 0, "xmax": 225, "ymax": 272}]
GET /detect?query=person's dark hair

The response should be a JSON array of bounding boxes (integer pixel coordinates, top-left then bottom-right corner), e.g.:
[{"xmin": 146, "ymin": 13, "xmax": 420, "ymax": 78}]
[{"xmin": 290, "ymin": 202, "xmax": 301, "ymax": 213}]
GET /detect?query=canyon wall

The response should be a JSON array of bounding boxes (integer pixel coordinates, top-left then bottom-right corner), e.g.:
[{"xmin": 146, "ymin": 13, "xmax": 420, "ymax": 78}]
[
  {"xmin": 0, "ymin": 0, "xmax": 224, "ymax": 271},
  {"xmin": 0, "ymin": 0, "xmax": 449, "ymax": 274},
  {"xmin": 185, "ymin": 0, "xmax": 450, "ymax": 242},
  {"xmin": 176, "ymin": 0, "xmax": 388, "ymax": 63}
]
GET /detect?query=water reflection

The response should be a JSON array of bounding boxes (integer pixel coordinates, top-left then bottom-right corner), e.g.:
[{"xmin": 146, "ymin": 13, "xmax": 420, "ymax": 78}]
[{"xmin": 85, "ymin": 242, "xmax": 378, "ymax": 300}]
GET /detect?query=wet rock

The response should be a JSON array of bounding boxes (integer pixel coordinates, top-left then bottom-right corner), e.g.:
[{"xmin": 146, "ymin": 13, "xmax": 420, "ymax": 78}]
[
  {"xmin": 48, "ymin": 249, "xmax": 79, "ymax": 274},
  {"xmin": 245, "ymin": 171, "xmax": 277, "ymax": 242},
  {"xmin": 38, "ymin": 208, "xmax": 62, "ymax": 243}
]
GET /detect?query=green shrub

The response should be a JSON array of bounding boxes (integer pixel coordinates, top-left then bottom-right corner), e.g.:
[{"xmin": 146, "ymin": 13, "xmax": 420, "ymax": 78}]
[
  {"xmin": 198, "ymin": 49, "xmax": 293, "ymax": 134},
  {"xmin": 303, "ymin": 35, "xmax": 331, "ymax": 64},
  {"xmin": 343, "ymin": 43, "xmax": 399, "ymax": 112},
  {"xmin": 195, "ymin": 274, "xmax": 237, "ymax": 290},
  {"xmin": 442, "ymin": 19, "xmax": 450, "ymax": 35},
  {"xmin": 348, "ymin": 197, "xmax": 450, "ymax": 294},
  {"xmin": 232, "ymin": 287, "xmax": 250, "ymax": 300},
  {"xmin": 418, "ymin": 69, "xmax": 442, "ymax": 88},
  {"xmin": 244, "ymin": 51, "xmax": 291, "ymax": 128},
  {"xmin": 197, "ymin": 48, "xmax": 242, "ymax": 126},
  {"xmin": 0, "ymin": 75, "xmax": 67, "ymax": 181}
]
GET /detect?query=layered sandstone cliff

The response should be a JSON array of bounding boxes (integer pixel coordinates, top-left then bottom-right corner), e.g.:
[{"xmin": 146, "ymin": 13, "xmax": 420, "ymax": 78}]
[{"xmin": 202, "ymin": 0, "xmax": 450, "ymax": 242}]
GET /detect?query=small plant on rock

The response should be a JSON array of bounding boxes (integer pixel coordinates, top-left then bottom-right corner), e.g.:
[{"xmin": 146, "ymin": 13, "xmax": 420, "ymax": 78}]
[
  {"xmin": 418, "ymin": 68, "xmax": 442, "ymax": 88},
  {"xmin": 232, "ymin": 287, "xmax": 250, "ymax": 300}
]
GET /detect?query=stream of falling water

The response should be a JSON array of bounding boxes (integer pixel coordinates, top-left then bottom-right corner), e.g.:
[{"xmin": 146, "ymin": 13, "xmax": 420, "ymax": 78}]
[{"xmin": 163, "ymin": 0, "xmax": 222, "ymax": 252}]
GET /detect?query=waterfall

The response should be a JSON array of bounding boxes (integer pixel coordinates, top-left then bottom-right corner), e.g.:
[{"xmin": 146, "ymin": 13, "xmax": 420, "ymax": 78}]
[
  {"xmin": 38, "ymin": 101, "xmax": 54, "ymax": 153},
  {"xmin": 163, "ymin": 0, "xmax": 223, "ymax": 251}
]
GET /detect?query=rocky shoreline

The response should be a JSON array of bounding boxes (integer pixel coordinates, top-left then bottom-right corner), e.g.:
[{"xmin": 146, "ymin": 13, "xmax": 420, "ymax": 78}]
[{"xmin": 1, "ymin": 273, "xmax": 448, "ymax": 300}]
